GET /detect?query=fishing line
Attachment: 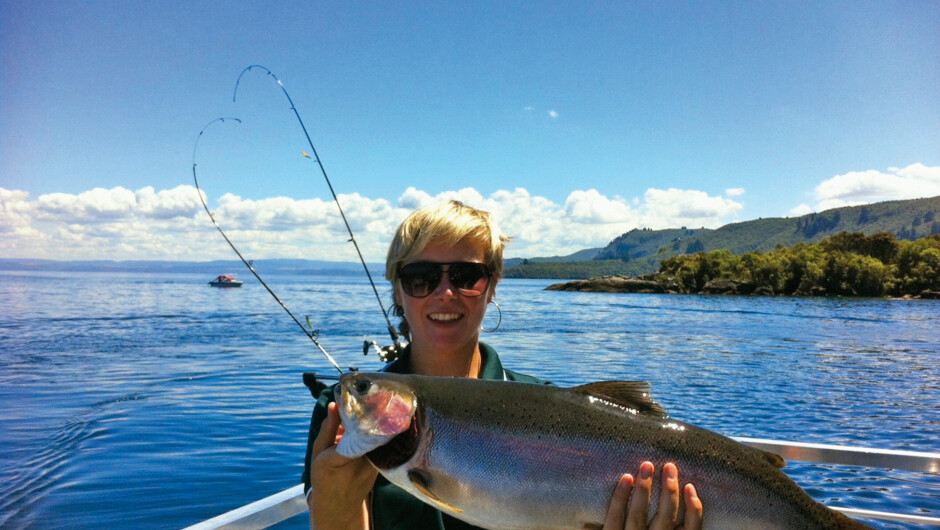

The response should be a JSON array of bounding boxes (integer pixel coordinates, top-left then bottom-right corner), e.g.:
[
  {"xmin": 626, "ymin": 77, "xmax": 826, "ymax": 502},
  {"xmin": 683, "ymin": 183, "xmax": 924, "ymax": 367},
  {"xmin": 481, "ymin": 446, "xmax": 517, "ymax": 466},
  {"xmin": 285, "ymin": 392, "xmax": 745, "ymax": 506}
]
[
  {"xmin": 233, "ymin": 65, "xmax": 405, "ymax": 363},
  {"xmin": 192, "ymin": 117, "xmax": 345, "ymax": 375}
]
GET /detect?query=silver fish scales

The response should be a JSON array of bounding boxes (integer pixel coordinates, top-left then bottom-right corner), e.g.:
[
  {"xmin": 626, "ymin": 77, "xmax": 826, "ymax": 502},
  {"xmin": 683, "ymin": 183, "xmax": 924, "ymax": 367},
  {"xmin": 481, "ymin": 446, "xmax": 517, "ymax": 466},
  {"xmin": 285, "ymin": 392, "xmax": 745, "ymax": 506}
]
[{"xmin": 336, "ymin": 372, "xmax": 872, "ymax": 530}]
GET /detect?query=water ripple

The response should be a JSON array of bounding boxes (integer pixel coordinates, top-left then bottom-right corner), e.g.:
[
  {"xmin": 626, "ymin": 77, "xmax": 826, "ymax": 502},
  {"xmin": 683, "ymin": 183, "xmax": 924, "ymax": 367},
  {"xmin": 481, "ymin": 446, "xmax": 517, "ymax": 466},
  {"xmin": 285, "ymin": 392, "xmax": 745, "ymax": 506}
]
[{"xmin": 0, "ymin": 272, "xmax": 937, "ymax": 529}]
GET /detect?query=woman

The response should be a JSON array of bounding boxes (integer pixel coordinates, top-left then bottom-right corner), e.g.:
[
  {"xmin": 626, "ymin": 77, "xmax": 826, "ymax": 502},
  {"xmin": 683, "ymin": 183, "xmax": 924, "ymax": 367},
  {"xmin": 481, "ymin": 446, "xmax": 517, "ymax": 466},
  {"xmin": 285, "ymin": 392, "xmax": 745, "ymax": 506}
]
[{"xmin": 303, "ymin": 200, "xmax": 703, "ymax": 529}]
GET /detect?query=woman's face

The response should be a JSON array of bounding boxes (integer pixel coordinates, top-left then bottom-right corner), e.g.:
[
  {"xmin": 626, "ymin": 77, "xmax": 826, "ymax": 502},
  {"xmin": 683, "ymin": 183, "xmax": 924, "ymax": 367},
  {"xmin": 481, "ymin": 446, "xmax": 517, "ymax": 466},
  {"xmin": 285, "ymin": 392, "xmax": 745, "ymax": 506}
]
[{"xmin": 395, "ymin": 238, "xmax": 493, "ymax": 356}]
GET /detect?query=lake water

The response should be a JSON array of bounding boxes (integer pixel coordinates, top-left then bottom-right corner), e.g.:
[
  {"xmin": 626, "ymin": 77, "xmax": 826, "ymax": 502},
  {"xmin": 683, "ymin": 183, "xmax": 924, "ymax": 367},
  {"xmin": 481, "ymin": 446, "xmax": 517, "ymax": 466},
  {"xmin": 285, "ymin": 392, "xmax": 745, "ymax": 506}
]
[{"xmin": 0, "ymin": 270, "xmax": 937, "ymax": 529}]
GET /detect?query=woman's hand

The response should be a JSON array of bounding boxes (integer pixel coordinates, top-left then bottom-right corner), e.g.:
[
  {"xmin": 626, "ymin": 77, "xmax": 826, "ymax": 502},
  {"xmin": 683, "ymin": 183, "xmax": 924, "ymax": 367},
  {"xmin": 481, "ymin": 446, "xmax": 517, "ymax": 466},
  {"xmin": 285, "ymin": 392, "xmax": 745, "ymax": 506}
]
[
  {"xmin": 308, "ymin": 402, "xmax": 379, "ymax": 530},
  {"xmin": 602, "ymin": 461, "xmax": 703, "ymax": 530}
]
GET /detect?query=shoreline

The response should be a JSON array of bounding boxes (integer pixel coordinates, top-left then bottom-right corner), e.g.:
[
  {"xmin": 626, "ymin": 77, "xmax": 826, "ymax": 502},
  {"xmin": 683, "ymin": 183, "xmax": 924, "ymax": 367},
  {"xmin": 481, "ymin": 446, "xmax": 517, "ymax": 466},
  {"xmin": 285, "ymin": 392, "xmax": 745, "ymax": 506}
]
[{"xmin": 545, "ymin": 275, "xmax": 940, "ymax": 300}]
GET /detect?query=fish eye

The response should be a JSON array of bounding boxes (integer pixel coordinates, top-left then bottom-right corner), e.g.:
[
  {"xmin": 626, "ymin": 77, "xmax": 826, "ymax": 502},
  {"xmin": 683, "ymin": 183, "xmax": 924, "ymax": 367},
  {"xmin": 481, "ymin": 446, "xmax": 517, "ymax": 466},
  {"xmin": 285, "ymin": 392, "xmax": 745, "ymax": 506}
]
[{"xmin": 355, "ymin": 379, "xmax": 372, "ymax": 394}]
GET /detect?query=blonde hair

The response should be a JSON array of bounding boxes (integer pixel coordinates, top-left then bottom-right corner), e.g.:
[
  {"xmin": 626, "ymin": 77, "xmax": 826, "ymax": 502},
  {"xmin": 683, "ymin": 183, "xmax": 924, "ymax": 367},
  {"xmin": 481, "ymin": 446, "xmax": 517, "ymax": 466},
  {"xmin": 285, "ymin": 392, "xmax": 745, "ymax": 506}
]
[{"xmin": 386, "ymin": 200, "xmax": 509, "ymax": 337}]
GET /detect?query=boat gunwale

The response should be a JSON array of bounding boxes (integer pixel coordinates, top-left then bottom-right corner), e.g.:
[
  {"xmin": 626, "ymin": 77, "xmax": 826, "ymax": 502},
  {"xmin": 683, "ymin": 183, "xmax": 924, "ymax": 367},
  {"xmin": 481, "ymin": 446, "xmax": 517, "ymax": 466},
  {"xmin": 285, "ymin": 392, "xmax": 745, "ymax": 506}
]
[{"xmin": 182, "ymin": 438, "xmax": 940, "ymax": 529}]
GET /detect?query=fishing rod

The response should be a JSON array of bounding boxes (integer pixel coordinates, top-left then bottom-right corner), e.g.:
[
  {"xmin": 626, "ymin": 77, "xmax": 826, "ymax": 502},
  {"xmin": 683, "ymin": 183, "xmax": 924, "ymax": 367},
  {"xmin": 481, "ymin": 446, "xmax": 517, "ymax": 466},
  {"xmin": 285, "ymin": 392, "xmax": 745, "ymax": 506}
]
[
  {"xmin": 192, "ymin": 67, "xmax": 407, "ymax": 377},
  {"xmin": 231, "ymin": 65, "xmax": 406, "ymax": 363},
  {"xmin": 192, "ymin": 117, "xmax": 345, "ymax": 376}
]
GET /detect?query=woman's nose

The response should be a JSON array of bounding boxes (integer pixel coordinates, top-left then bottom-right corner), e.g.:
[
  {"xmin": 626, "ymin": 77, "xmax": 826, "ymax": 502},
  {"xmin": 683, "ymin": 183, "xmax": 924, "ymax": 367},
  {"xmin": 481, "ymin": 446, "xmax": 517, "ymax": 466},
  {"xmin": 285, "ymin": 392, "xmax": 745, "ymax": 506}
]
[{"xmin": 433, "ymin": 267, "xmax": 457, "ymax": 296}]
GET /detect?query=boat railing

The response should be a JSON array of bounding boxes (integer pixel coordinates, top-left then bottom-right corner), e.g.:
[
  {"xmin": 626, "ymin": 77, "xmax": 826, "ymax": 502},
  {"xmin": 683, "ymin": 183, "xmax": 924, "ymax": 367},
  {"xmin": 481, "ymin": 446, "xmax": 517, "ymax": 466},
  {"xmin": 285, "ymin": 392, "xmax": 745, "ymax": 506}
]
[{"xmin": 183, "ymin": 439, "xmax": 940, "ymax": 530}]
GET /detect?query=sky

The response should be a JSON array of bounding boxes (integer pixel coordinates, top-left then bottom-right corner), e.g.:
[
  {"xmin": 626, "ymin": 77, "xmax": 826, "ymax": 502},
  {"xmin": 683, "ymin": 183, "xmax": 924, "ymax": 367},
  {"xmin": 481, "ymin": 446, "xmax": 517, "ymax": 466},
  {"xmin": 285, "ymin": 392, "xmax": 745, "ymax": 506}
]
[{"xmin": 2, "ymin": 1, "xmax": 939, "ymax": 263}]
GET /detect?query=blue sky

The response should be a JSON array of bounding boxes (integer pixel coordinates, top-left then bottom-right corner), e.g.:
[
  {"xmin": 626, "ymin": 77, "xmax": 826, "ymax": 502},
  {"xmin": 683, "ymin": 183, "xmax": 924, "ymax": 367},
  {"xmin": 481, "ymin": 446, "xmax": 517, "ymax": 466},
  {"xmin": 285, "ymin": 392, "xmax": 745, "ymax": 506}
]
[{"xmin": 2, "ymin": 1, "xmax": 938, "ymax": 262}]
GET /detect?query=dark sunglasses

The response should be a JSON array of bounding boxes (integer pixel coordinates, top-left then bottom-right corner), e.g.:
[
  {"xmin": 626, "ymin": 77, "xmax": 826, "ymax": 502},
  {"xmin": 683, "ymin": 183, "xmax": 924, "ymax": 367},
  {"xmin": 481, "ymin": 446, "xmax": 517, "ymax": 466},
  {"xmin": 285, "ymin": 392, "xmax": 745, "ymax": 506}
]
[{"xmin": 398, "ymin": 262, "xmax": 492, "ymax": 298}]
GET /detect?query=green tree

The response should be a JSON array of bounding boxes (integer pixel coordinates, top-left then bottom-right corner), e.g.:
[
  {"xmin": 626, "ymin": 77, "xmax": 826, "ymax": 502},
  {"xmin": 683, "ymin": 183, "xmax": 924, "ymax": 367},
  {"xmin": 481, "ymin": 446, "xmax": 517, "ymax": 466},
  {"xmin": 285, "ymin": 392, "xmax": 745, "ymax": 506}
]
[
  {"xmin": 866, "ymin": 232, "xmax": 900, "ymax": 263},
  {"xmin": 655, "ymin": 232, "xmax": 936, "ymax": 297},
  {"xmin": 894, "ymin": 235, "xmax": 940, "ymax": 292}
]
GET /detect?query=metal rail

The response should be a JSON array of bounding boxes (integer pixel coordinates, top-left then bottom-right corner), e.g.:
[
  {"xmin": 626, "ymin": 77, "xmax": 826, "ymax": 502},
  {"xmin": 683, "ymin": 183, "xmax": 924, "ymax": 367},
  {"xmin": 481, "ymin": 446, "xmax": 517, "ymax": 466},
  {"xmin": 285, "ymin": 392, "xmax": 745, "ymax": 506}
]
[
  {"xmin": 732, "ymin": 437, "xmax": 940, "ymax": 473},
  {"xmin": 183, "ymin": 484, "xmax": 306, "ymax": 530},
  {"xmin": 183, "ymin": 440, "xmax": 940, "ymax": 529}
]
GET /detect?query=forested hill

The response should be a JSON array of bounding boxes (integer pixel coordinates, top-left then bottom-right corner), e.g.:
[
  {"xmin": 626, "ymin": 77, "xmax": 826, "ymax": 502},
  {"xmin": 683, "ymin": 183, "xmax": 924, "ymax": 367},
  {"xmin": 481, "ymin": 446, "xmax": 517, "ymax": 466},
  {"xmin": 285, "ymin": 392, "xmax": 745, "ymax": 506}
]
[{"xmin": 505, "ymin": 195, "xmax": 940, "ymax": 279}]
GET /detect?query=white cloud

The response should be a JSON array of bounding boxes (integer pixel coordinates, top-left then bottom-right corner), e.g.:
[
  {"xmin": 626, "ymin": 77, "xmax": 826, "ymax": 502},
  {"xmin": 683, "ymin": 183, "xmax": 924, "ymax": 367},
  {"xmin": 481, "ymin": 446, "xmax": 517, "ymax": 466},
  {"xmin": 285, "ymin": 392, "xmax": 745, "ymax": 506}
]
[
  {"xmin": 1, "ymin": 183, "xmax": 749, "ymax": 261},
  {"xmin": 547, "ymin": 110, "xmax": 559, "ymax": 119},
  {"xmin": 0, "ymin": 188, "xmax": 36, "ymax": 235},
  {"xmin": 789, "ymin": 204, "xmax": 813, "ymax": 216},
  {"xmin": 36, "ymin": 187, "xmax": 136, "ymax": 219},
  {"xmin": 564, "ymin": 189, "xmax": 634, "ymax": 224},
  {"xmin": 397, "ymin": 186, "xmax": 435, "ymax": 210},
  {"xmin": 136, "ymin": 185, "xmax": 205, "ymax": 219},
  {"xmin": 10, "ymin": 166, "xmax": 931, "ymax": 262},
  {"xmin": 892, "ymin": 163, "xmax": 940, "ymax": 182},
  {"xmin": 808, "ymin": 163, "xmax": 940, "ymax": 212},
  {"xmin": 639, "ymin": 188, "xmax": 743, "ymax": 229}
]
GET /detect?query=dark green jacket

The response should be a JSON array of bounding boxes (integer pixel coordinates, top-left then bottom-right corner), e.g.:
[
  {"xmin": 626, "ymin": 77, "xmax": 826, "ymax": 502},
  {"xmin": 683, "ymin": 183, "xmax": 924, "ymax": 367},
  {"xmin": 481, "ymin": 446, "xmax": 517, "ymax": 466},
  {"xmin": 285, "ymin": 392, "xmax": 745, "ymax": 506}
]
[{"xmin": 302, "ymin": 342, "xmax": 551, "ymax": 530}]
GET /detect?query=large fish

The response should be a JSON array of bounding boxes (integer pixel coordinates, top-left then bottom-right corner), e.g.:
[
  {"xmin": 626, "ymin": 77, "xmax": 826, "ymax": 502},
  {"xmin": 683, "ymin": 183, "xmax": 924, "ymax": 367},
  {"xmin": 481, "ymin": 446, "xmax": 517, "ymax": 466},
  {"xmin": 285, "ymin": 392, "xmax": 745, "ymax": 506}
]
[{"xmin": 335, "ymin": 372, "xmax": 872, "ymax": 530}]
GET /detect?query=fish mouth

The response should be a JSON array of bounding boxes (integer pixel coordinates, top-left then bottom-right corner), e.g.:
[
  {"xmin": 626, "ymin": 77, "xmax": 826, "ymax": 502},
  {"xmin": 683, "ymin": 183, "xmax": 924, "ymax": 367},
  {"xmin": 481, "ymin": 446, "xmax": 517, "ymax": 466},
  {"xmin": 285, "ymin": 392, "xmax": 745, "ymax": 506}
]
[
  {"xmin": 337, "ymin": 373, "xmax": 417, "ymax": 437},
  {"xmin": 336, "ymin": 375, "xmax": 369, "ymax": 426}
]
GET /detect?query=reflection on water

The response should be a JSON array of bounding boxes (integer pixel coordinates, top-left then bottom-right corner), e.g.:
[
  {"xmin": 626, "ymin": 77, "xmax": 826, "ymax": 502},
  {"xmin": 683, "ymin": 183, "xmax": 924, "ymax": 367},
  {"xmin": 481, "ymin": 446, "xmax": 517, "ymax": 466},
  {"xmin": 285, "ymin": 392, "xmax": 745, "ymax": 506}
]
[{"xmin": 0, "ymin": 271, "xmax": 937, "ymax": 528}]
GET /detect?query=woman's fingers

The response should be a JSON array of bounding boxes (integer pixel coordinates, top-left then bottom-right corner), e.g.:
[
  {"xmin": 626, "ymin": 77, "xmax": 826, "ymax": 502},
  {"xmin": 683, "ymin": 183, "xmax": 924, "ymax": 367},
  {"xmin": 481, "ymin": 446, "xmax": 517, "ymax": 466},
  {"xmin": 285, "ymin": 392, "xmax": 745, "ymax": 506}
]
[
  {"xmin": 602, "ymin": 473, "xmax": 633, "ymax": 530},
  {"xmin": 604, "ymin": 462, "xmax": 703, "ymax": 530},
  {"xmin": 312, "ymin": 402, "xmax": 341, "ymax": 456},
  {"xmin": 649, "ymin": 462, "xmax": 680, "ymax": 530},
  {"xmin": 625, "ymin": 461, "xmax": 654, "ymax": 530},
  {"xmin": 680, "ymin": 483, "xmax": 703, "ymax": 530}
]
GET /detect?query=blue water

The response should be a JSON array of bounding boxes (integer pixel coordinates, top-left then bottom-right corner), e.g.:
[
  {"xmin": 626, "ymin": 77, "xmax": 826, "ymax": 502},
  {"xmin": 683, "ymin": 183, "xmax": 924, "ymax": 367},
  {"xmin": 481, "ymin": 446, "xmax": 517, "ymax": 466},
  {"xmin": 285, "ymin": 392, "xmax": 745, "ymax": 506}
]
[{"xmin": 0, "ymin": 270, "xmax": 937, "ymax": 529}]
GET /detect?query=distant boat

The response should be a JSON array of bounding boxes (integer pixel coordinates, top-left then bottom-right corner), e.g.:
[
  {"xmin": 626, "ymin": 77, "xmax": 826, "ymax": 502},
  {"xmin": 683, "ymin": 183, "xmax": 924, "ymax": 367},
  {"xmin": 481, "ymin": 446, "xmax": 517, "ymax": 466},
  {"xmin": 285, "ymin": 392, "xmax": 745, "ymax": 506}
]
[{"xmin": 208, "ymin": 274, "xmax": 244, "ymax": 287}]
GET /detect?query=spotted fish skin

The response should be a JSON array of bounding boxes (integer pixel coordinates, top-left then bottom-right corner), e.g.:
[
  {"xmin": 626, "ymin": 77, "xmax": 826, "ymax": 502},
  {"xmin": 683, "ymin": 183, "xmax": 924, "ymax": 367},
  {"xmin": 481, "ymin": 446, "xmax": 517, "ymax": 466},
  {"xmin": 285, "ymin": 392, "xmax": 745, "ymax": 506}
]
[{"xmin": 336, "ymin": 372, "xmax": 872, "ymax": 530}]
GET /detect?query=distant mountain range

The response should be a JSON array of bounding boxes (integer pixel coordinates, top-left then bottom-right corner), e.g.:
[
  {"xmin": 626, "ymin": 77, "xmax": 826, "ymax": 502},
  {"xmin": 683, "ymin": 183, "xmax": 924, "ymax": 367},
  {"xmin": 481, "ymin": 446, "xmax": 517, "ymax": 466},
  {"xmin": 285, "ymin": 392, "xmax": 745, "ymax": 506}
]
[
  {"xmin": 504, "ymin": 195, "xmax": 940, "ymax": 278},
  {"xmin": 0, "ymin": 258, "xmax": 380, "ymax": 276}
]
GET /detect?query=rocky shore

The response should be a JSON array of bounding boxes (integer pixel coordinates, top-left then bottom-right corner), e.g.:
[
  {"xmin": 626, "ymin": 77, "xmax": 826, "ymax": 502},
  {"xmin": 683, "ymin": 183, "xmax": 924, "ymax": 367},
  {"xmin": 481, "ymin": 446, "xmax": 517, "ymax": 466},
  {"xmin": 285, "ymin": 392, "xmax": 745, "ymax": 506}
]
[
  {"xmin": 545, "ymin": 276, "xmax": 667, "ymax": 294},
  {"xmin": 545, "ymin": 275, "xmax": 940, "ymax": 299}
]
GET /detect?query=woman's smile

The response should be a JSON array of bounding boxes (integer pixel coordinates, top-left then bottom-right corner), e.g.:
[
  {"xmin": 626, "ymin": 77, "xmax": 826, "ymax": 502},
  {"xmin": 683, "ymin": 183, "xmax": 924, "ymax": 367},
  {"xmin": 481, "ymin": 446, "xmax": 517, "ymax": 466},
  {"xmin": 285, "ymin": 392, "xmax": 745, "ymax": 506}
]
[{"xmin": 428, "ymin": 312, "xmax": 462, "ymax": 322}]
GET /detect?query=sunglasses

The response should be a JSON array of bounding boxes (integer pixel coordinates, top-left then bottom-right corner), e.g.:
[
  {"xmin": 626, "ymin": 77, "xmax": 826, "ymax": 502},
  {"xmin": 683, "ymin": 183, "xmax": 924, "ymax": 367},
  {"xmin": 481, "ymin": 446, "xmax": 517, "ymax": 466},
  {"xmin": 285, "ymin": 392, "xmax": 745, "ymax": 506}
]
[{"xmin": 398, "ymin": 261, "xmax": 492, "ymax": 298}]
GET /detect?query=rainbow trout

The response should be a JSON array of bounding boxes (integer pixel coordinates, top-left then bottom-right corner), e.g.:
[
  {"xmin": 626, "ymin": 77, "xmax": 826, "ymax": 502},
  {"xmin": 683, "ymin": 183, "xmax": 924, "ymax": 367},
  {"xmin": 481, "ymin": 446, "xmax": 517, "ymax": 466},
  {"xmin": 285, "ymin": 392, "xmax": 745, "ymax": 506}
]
[{"xmin": 335, "ymin": 372, "xmax": 872, "ymax": 530}]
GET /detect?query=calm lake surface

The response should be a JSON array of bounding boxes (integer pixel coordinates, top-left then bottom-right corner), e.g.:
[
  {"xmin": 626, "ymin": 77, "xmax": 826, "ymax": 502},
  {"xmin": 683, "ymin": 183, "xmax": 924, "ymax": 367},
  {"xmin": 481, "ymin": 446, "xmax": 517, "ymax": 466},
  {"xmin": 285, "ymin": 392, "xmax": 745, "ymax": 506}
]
[{"xmin": 0, "ymin": 270, "xmax": 937, "ymax": 529}]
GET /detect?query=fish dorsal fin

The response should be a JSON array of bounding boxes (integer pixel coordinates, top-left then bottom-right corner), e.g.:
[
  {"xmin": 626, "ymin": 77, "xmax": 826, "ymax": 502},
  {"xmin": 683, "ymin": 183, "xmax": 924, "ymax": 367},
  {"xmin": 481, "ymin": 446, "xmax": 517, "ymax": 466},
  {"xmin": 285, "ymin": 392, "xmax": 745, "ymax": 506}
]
[
  {"xmin": 761, "ymin": 449, "xmax": 786, "ymax": 469},
  {"xmin": 573, "ymin": 381, "xmax": 669, "ymax": 418}
]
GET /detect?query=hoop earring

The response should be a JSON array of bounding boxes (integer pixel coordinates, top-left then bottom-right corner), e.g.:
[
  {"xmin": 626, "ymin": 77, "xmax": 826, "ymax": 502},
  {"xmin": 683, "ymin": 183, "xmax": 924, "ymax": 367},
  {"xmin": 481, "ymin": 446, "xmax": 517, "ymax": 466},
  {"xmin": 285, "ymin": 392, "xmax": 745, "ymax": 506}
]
[{"xmin": 481, "ymin": 300, "xmax": 502, "ymax": 333}]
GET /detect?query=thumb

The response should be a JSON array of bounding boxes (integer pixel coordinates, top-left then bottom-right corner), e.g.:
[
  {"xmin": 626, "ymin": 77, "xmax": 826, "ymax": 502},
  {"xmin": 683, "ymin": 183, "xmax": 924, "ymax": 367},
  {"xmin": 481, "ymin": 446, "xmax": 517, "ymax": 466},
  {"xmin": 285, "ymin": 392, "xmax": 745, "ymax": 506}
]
[{"xmin": 312, "ymin": 401, "xmax": 342, "ymax": 456}]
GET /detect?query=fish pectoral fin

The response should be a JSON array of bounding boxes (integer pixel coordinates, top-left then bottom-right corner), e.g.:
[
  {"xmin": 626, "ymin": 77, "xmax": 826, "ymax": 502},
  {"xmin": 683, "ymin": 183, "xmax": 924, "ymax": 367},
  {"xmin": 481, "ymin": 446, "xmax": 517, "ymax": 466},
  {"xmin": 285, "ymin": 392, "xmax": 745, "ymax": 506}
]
[
  {"xmin": 407, "ymin": 470, "xmax": 464, "ymax": 514},
  {"xmin": 573, "ymin": 381, "xmax": 669, "ymax": 418}
]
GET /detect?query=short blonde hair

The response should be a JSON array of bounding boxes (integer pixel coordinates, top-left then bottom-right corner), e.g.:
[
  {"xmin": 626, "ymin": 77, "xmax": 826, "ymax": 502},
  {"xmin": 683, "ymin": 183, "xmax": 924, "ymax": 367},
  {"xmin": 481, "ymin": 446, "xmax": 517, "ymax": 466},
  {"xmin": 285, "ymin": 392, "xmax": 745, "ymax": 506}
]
[{"xmin": 386, "ymin": 200, "xmax": 509, "ymax": 321}]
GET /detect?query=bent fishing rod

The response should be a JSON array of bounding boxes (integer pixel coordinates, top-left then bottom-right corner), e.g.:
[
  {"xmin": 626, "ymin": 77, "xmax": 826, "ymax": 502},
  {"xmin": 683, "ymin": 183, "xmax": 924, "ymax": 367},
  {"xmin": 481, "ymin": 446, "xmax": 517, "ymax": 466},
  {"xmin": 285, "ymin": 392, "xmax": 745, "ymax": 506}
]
[
  {"xmin": 192, "ymin": 117, "xmax": 346, "ymax": 376},
  {"xmin": 232, "ymin": 65, "xmax": 406, "ymax": 362},
  {"xmin": 193, "ymin": 68, "xmax": 411, "ymax": 376}
]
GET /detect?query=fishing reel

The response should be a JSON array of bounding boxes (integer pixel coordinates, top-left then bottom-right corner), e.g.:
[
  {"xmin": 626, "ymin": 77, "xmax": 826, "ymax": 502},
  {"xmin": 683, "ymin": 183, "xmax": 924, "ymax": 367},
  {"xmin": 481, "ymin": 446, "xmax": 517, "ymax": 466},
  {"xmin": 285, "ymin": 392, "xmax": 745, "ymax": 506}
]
[{"xmin": 363, "ymin": 339, "xmax": 407, "ymax": 363}]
